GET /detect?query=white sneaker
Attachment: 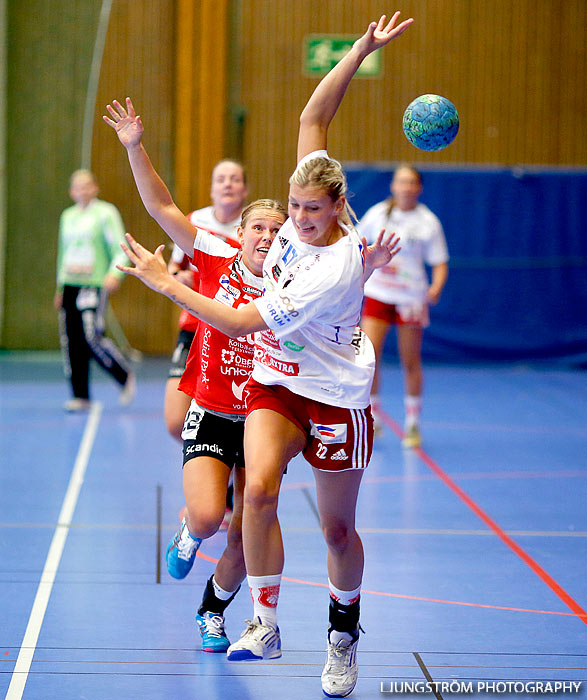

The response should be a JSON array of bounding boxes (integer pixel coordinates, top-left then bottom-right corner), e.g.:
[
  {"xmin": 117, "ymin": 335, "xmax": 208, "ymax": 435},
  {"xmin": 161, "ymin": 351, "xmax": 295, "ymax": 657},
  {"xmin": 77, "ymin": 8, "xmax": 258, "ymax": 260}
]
[
  {"xmin": 119, "ymin": 371, "xmax": 136, "ymax": 406},
  {"xmin": 402, "ymin": 424, "xmax": 421, "ymax": 448},
  {"xmin": 371, "ymin": 400, "xmax": 384, "ymax": 438},
  {"xmin": 321, "ymin": 629, "xmax": 359, "ymax": 698},
  {"xmin": 226, "ymin": 617, "xmax": 281, "ymax": 661},
  {"xmin": 64, "ymin": 398, "xmax": 91, "ymax": 412}
]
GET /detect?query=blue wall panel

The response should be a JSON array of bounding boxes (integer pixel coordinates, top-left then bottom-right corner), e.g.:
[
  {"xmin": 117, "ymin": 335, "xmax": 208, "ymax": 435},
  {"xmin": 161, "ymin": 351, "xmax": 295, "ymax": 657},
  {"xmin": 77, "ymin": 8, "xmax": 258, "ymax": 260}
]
[{"xmin": 345, "ymin": 166, "xmax": 587, "ymax": 365}]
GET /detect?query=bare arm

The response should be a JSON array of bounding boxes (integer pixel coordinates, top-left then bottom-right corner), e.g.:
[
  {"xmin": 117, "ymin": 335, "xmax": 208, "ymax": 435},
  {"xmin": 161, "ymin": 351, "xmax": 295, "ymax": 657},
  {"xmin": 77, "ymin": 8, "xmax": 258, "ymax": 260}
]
[
  {"xmin": 117, "ymin": 233, "xmax": 267, "ymax": 337},
  {"xmin": 297, "ymin": 12, "xmax": 413, "ymax": 161},
  {"xmin": 427, "ymin": 262, "xmax": 449, "ymax": 305},
  {"xmin": 103, "ymin": 98, "xmax": 197, "ymax": 256}
]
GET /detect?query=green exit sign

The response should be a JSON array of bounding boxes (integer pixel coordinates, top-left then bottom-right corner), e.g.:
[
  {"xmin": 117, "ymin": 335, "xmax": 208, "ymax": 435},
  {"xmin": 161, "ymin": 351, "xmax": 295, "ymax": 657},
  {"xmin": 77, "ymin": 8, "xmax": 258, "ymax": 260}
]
[{"xmin": 303, "ymin": 35, "xmax": 382, "ymax": 78}]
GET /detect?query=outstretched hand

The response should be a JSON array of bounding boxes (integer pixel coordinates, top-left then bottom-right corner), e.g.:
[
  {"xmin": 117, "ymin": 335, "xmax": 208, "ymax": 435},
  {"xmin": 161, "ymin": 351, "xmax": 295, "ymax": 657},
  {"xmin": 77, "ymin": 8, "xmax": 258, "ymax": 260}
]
[
  {"xmin": 103, "ymin": 97, "xmax": 144, "ymax": 149},
  {"xmin": 116, "ymin": 233, "xmax": 170, "ymax": 294},
  {"xmin": 354, "ymin": 12, "xmax": 414, "ymax": 56},
  {"xmin": 363, "ymin": 230, "xmax": 401, "ymax": 276}
]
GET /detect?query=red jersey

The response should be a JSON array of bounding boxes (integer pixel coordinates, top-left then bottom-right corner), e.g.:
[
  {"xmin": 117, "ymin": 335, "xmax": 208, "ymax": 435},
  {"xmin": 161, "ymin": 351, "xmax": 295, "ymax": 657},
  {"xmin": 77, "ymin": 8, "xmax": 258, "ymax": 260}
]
[
  {"xmin": 178, "ymin": 231, "xmax": 263, "ymax": 415},
  {"xmin": 174, "ymin": 208, "xmax": 241, "ymax": 333}
]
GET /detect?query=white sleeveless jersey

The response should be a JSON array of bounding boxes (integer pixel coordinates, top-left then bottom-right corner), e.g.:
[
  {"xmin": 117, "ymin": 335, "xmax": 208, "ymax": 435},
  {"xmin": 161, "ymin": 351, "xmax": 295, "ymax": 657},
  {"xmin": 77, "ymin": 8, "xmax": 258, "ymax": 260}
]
[
  {"xmin": 360, "ymin": 200, "xmax": 448, "ymax": 305},
  {"xmin": 252, "ymin": 152, "xmax": 375, "ymax": 409}
]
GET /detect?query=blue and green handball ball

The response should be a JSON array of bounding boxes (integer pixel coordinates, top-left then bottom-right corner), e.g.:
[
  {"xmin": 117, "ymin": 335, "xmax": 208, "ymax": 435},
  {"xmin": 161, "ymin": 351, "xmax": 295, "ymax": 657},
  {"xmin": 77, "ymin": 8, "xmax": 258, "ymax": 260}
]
[{"xmin": 402, "ymin": 94, "xmax": 459, "ymax": 151}]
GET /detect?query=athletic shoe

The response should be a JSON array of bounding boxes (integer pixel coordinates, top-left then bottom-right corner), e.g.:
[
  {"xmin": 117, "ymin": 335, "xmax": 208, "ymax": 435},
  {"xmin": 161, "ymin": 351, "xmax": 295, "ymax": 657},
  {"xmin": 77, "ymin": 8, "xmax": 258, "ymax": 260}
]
[
  {"xmin": 371, "ymin": 401, "xmax": 384, "ymax": 438},
  {"xmin": 119, "ymin": 371, "xmax": 136, "ymax": 406},
  {"xmin": 64, "ymin": 398, "xmax": 91, "ymax": 412},
  {"xmin": 373, "ymin": 417, "xmax": 383, "ymax": 438},
  {"xmin": 321, "ymin": 629, "xmax": 359, "ymax": 698},
  {"xmin": 166, "ymin": 517, "xmax": 202, "ymax": 579},
  {"xmin": 402, "ymin": 424, "xmax": 421, "ymax": 448},
  {"xmin": 196, "ymin": 612, "xmax": 230, "ymax": 653},
  {"xmin": 226, "ymin": 617, "xmax": 281, "ymax": 661}
]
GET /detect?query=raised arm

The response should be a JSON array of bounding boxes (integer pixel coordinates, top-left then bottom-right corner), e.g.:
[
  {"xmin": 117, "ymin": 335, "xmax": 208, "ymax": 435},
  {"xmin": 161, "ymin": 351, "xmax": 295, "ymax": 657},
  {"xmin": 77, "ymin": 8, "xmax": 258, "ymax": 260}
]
[
  {"xmin": 117, "ymin": 234, "xmax": 267, "ymax": 338},
  {"xmin": 103, "ymin": 98, "xmax": 197, "ymax": 256},
  {"xmin": 297, "ymin": 12, "xmax": 413, "ymax": 161}
]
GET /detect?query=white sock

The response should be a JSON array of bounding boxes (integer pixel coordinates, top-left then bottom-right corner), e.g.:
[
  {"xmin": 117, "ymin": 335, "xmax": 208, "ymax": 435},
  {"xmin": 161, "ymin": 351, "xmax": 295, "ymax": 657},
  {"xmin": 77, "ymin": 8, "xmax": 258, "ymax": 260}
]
[
  {"xmin": 180, "ymin": 519, "xmax": 201, "ymax": 545},
  {"xmin": 404, "ymin": 395, "xmax": 421, "ymax": 429},
  {"xmin": 248, "ymin": 574, "xmax": 281, "ymax": 628},
  {"xmin": 212, "ymin": 575, "xmax": 237, "ymax": 601},
  {"xmin": 328, "ymin": 579, "xmax": 361, "ymax": 607},
  {"xmin": 329, "ymin": 629, "xmax": 354, "ymax": 645}
]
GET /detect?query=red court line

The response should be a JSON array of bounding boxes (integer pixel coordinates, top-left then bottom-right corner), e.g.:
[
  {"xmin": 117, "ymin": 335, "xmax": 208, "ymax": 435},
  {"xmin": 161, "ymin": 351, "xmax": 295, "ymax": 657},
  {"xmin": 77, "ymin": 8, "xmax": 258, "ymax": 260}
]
[
  {"xmin": 378, "ymin": 410, "xmax": 587, "ymax": 626},
  {"xmin": 195, "ymin": 553, "xmax": 576, "ymax": 618}
]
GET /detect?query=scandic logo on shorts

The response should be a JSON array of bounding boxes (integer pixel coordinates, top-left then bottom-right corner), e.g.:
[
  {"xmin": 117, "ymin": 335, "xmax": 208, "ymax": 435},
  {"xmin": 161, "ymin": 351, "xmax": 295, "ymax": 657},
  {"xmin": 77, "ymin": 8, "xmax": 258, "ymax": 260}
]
[
  {"xmin": 186, "ymin": 443, "xmax": 224, "ymax": 456},
  {"xmin": 254, "ymin": 348, "xmax": 299, "ymax": 376}
]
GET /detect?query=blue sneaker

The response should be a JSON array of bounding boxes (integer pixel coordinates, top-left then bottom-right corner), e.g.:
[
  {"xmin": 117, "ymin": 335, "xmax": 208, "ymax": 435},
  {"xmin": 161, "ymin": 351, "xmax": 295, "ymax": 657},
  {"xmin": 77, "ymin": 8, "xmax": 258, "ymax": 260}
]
[
  {"xmin": 166, "ymin": 517, "xmax": 202, "ymax": 579},
  {"xmin": 226, "ymin": 617, "xmax": 281, "ymax": 661},
  {"xmin": 196, "ymin": 612, "xmax": 230, "ymax": 653}
]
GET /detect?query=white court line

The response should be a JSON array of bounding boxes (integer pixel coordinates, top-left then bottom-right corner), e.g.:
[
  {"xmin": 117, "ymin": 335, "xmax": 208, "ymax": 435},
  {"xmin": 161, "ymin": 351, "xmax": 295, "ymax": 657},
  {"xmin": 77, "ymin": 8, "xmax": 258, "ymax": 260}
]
[{"xmin": 5, "ymin": 402, "xmax": 103, "ymax": 700}]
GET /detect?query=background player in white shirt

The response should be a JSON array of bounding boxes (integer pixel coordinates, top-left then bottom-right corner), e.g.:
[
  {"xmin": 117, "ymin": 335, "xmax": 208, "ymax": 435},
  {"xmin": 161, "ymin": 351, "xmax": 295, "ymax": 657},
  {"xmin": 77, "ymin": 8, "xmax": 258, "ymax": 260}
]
[
  {"xmin": 359, "ymin": 164, "xmax": 449, "ymax": 447},
  {"xmin": 109, "ymin": 12, "xmax": 412, "ymax": 697}
]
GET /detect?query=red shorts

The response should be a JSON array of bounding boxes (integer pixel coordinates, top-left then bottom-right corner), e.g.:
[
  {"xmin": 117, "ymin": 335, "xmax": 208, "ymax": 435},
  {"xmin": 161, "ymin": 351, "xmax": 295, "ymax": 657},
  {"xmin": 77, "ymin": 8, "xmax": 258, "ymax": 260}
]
[
  {"xmin": 363, "ymin": 296, "xmax": 429, "ymax": 328},
  {"xmin": 245, "ymin": 379, "xmax": 373, "ymax": 472}
]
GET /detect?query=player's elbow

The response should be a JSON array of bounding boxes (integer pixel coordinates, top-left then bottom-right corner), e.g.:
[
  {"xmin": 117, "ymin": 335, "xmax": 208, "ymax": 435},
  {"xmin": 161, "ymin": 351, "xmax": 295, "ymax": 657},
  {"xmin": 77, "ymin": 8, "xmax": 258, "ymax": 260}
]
[
  {"xmin": 224, "ymin": 307, "xmax": 264, "ymax": 339},
  {"xmin": 299, "ymin": 109, "xmax": 326, "ymax": 132},
  {"xmin": 150, "ymin": 204, "xmax": 175, "ymax": 229},
  {"xmin": 224, "ymin": 319, "xmax": 254, "ymax": 339}
]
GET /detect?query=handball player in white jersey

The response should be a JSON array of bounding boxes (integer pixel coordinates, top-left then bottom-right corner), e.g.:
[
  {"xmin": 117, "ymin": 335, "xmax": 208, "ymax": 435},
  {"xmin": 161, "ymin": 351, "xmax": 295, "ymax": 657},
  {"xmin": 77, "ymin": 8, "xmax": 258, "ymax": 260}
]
[
  {"xmin": 110, "ymin": 12, "xmax": 412, "ymax": 697},
  {"xmin": 104, "ymin": 100, "xmax": 286, "ymax": 653},
  {"xmin": 359, "ymin": 164, "xmax": 449, "ymax": 447}
]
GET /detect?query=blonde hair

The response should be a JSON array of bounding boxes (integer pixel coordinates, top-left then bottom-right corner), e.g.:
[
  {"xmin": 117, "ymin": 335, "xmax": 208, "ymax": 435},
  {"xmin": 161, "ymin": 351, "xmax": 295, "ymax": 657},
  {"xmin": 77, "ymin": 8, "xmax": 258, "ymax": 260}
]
[
  {"xmin": 241, "ymin": 198, "xmax": 287, "ymax": 228},
  {"xmin": 289, "ymin": 156, "xmax": 357, "ymax": 226},
  {"xmin": 69, "ymin": 169, "xmax": 97, "ymax": 187}
]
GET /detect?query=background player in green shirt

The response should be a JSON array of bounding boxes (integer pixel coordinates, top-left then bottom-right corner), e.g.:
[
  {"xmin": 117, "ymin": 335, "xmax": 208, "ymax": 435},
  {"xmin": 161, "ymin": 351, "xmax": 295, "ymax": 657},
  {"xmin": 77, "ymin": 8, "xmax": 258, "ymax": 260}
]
[{"xmin": 54, "ymin": 169, "xmax": 135, "ymax": 411}]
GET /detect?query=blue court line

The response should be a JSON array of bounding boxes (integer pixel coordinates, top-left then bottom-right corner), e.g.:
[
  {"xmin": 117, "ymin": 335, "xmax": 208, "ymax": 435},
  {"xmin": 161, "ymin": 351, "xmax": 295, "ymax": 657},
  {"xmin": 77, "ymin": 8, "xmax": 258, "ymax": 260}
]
[
  {"xmin": 4, "ymin": 403, "xmax": 103, "ymax": 700},
  {"xmin": 377, "ymin": 408, "xmax": 587, "ymax": 626}
]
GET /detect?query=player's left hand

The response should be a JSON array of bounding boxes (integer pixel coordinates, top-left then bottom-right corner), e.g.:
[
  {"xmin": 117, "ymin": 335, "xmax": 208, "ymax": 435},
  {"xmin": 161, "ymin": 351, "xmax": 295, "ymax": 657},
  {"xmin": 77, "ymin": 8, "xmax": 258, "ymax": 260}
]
[
  {"xmin": 354, "ymin": 12, "xmax": 414, "ymax": 56},
  {"xmin": 364, "ymin": 229, "xmax": 401, "ymax": 276},
  {"xmin": 427, "ymin": 287, "xmax": 442, "ymax": 305}
]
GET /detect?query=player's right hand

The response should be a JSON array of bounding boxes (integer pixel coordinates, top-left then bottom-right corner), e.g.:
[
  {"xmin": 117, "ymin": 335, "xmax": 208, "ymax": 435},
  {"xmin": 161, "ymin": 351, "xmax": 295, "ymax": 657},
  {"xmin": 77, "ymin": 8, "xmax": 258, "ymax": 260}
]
[{"xmin": 103, "ymin": 97, "xmax": 144, "ymax": 149}]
